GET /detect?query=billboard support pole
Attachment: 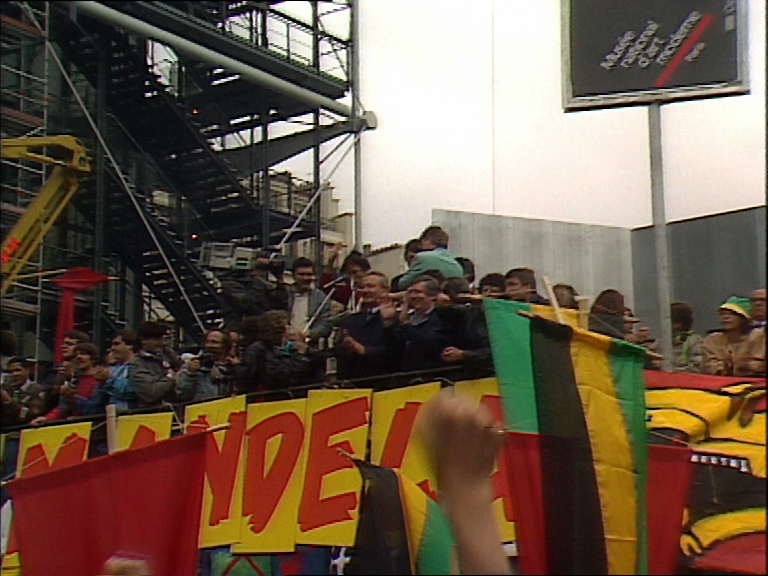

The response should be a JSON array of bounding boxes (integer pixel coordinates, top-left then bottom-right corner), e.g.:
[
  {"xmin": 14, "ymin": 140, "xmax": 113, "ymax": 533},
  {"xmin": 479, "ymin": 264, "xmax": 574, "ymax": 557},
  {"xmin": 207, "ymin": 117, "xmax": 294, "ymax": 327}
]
[{"xmin": 649, "ymin": 102, "xmax": 673, "ymax": 370}]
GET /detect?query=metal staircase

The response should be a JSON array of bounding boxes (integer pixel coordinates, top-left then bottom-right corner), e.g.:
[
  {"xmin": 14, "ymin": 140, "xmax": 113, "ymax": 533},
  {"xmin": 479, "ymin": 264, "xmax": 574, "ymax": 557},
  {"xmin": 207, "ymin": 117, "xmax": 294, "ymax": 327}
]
[
  {"xmin": 100, "ymin": 167, "xmax": 226, "ymax": 341},
  {"xmin": 66, "ymin": 110, "xmax": 228, "ymax": 342},
  {"xmin": 43, "ymin": 1, "xmax": 366, "ymax": 343},
  {"xmin": 53, "ymin": 12, "xmax": 309, "ymax": 244}
]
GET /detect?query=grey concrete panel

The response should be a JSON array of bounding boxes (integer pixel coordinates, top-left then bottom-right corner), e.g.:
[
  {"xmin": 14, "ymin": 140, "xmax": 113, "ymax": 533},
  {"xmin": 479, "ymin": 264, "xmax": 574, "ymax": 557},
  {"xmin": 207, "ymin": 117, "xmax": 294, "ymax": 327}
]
[
  {"xmin": 632, "ymin": 206, "xmax": 766, "ymax": 335},
  {"xmin": 433, "ymin": 209, "xmax": 635, "ymax": 306}
]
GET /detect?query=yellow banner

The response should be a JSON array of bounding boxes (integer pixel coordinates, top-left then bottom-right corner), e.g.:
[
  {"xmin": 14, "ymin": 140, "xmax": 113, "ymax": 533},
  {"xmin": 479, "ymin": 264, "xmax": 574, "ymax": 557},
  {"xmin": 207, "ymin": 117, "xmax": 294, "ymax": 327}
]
[
  {"xmin": 455, "ymin": 378, "xmax": 516, "ymax": 542},
  {"xmin": 116, "ymin": 413, "xmax": 173, "ymax": 451},
  {"xmin": 369, "ymin": 382, "xmax": 440, "ymax": 500},
  {"xmin": 4, "ymin": 377, "xmax": 527, "ymax": 554},
  {"xmin": 185, "ymin": 395, "xmax": 248, "ymax": 548},
  {"xmin": 17, "ymin": 422, "xmax": 92, "ymax": 478},
  {"xmin": 296, "ymin": 388, "xmax": 372, "ymax": 546},
  {"xmin": 233, "ymin": 398, "xmax": 309, "ymax": 553}
]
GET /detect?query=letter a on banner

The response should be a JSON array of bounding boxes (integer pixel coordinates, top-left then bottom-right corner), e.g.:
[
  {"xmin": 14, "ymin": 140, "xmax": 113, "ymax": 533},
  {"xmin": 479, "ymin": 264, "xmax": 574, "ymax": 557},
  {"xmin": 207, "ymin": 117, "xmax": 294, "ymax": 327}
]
[
  {"xmin": 369, "ymin": 382, "xmax": 441, "ymax": 499},
  {"xmin": 233, "ymin": 398, "xmax": 308, "ymax": 554},
  {"xmin": 297, "ymin": 388, "xmax": 371, "ymax": 546},
  {"xmin": 185, "ymin": 395, "xmax": 247, "ymax": 548},
  {"xmin": 116, "ymin": 413, "xmax": 173, "ymax": 451},
  {"xmin": 455, "ymin": 378, "xmax": 516, "ymax": 542}
]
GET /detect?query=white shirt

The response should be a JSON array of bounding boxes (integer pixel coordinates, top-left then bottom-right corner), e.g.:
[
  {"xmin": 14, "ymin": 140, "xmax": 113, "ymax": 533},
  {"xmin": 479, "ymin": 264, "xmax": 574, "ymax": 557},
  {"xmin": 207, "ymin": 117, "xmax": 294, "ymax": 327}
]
[{"xmin": 290, "ymin": 292, "xmax": 310, "ymax": 333}]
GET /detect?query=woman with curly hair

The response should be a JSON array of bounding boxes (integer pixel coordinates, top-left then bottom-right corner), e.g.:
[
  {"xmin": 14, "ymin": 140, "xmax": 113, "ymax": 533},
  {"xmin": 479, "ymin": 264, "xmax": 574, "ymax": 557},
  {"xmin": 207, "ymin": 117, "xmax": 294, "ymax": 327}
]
[{"xmin": 234, "ymin": 310, "xmax": 325, "ymax": 395}]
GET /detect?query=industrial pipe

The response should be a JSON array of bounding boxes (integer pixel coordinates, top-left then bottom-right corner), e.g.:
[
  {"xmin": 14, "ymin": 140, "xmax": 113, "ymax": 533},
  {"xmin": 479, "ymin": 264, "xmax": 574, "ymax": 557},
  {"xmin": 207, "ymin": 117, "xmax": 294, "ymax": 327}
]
[{"xmin": 70, "ymin": 1, "xmax": 354, "ymax": 117}]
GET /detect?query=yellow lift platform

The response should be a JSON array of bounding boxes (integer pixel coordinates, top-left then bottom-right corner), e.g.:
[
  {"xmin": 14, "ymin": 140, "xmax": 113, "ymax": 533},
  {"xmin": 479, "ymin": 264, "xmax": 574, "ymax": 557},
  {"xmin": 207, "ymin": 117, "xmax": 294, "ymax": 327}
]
[{"xmin": 1, "ymin": 135, "xmax": 91, "ymax": 296}]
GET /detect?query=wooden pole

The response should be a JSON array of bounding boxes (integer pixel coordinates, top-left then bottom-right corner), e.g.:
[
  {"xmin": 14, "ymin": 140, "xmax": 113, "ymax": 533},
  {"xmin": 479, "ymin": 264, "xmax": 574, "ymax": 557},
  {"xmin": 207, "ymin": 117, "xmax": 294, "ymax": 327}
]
[
  {"xmin": 542, "ymin": 275, "xmax": 565, "ymax": 324},
  {"xmin": 106, "ymin": 403, "xmax": 118, "ymax": 454},
  {"xmin": 575, "ymin": 296, "xmax": 591, "ymax": 330}
]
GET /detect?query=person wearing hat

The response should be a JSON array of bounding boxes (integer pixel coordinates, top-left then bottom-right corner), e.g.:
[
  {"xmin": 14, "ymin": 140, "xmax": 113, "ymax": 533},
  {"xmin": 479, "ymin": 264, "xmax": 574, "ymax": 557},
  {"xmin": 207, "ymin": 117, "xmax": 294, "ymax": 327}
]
[{"xmin": 702, "ymin": 296, "xmax": 756, "ymax": 376}]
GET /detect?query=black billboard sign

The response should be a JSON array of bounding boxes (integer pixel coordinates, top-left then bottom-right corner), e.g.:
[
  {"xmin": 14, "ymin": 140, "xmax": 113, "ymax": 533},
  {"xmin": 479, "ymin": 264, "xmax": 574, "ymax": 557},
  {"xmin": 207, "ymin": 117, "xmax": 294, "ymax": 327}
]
[{"xmin": 563, "ymin": 0, "xmax": 748, "ymax": 110}]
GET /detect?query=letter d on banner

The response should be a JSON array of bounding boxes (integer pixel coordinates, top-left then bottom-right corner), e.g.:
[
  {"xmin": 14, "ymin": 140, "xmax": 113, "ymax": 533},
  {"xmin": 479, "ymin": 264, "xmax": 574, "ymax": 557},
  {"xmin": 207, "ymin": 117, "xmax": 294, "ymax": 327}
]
[{"xmin": 233, "ymin": 398, "xmax": 308, "ymax": 554}]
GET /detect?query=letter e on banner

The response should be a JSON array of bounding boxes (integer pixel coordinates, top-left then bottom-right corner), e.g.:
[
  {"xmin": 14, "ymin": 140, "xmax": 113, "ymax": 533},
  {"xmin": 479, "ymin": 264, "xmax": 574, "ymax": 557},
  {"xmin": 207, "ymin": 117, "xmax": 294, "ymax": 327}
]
[
  {"xmin": 233, "ymin": 398, "xmax": 308, "ymax": 554},
  {"xmin": 297, "ymin": 389, "xmax": 371, "ymax": 546}
]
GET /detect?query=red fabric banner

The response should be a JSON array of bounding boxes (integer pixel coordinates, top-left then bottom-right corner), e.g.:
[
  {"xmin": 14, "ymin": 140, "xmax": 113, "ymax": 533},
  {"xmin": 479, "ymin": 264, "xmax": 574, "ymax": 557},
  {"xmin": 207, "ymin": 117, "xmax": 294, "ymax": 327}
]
[
  {"xmin": 647, "ymin": 444, "xmax": 694, "ymax": 575},
  {"xmin": 502, "ymin": 431, "xmax": 548, "ymax": 576},
  {"xmin": 52, "ymin": 267, "xmax": 109, "ymax": 363},
  {"xmin": 644, "ymin": 370, "xmax": 765, "ymax": 392},
  {"xmin": 504, "ymin": 433, "xmax": 694, "ymax": 575},
  {"xmin": 691, "ymin": 533, "xmax": 767, "ymax": 575},
  {"xmin": 7, "ymin": 432, "xmax": 207, "ymax": 576}
]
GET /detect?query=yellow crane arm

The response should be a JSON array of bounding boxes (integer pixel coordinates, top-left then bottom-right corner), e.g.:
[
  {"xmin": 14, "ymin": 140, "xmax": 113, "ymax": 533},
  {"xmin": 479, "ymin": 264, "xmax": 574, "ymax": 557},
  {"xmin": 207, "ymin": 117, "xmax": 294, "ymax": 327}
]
[{"xmin": 1, "ymin": 136, "xmax": 91, "ymax": 295}]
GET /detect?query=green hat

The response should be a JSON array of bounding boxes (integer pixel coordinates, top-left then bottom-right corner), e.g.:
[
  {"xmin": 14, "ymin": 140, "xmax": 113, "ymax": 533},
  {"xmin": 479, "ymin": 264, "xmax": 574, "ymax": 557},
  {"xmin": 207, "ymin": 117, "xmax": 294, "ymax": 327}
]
[{"xmin": 719, "ymin": 296, "xmax": 751, "ymax": 318}]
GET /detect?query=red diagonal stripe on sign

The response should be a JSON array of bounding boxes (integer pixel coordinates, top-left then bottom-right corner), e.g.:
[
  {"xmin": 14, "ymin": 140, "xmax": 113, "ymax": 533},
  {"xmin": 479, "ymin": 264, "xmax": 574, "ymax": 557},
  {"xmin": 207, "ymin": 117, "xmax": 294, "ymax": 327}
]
[{"xmin": 655, "ymin": 13, "xmax": 715, "ymax": 88}]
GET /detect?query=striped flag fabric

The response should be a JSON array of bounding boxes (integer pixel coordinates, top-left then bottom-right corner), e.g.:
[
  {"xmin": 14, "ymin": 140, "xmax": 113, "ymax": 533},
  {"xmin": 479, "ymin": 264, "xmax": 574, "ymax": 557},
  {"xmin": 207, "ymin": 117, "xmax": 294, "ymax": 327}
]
[
  {"xmin": 485, "ymin": 299, "xmax": 649, "ymax": 575},
  {"xmin": 347, "ymin": 460, "xmax": 455, "ymax": 575}
]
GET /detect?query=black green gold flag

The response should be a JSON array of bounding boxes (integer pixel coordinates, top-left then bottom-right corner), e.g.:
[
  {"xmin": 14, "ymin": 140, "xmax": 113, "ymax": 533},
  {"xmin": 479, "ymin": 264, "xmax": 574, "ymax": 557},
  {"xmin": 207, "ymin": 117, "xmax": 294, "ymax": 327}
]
[
  {"xmin": 348, "ymin": 460, "xmax": 454, "ymax": 575},
  {"xmin": 485, "ymin": 299, "xmax": 649, "ymax": 575}
]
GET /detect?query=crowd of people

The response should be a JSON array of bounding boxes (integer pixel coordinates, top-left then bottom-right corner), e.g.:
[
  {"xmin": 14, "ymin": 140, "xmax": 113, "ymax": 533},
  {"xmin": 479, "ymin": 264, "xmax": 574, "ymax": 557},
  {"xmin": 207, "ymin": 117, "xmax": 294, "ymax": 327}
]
[{"xmin": 1, "ymin": 224, "xmax": 765, "ymax": 430}]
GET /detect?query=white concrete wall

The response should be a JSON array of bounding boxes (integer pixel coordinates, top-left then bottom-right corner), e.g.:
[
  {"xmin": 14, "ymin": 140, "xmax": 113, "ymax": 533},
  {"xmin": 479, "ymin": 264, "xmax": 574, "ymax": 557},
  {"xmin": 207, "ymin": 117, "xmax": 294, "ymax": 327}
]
[{"xmin": 356, "ymin": 0, "xmax": 766, "ymax": 248}]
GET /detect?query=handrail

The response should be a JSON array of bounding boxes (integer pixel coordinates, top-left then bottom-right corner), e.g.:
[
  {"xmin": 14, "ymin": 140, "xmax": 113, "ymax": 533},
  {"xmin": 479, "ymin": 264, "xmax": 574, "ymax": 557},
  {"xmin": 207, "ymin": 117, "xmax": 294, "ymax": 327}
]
[{"xmin": 0, "ymin": 365, "xmax": 466, "ymax": 434}]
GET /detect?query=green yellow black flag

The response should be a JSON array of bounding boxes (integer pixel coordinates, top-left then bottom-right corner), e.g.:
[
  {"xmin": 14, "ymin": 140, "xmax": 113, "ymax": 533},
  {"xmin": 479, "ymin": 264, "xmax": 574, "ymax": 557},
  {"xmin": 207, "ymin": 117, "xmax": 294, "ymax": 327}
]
[{"xmin": 485, "ymin": 299, "xmax": 649, "ymax": 575}]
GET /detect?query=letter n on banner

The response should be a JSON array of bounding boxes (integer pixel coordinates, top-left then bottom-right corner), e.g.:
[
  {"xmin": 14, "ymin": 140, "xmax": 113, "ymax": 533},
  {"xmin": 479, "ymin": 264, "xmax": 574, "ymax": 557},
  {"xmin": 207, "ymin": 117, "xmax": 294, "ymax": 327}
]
[
  {"xmin": 296, "ymin": 389, "xmax": 371, "ymax": 546},
  {"xmin": 233, "ymin": 398, "xmax": 308, "ymax": 554},
  {"xmin": 116, "ymin": 413, "xmax": 173, "ymax": 451},
  {"xmin": 185, "ymin": 395, "xmax": 247, "ymax": 548},
  {"xmin": 455, "ymin": 378, "xmax": 516, "ymax": 542},
  {"xmin": 3, "ymin": 422, "xmax": 92, "ymax": 572},
  {"xmin": 370, "ymin": 382, "xmax": 441, "ymax": 499}
]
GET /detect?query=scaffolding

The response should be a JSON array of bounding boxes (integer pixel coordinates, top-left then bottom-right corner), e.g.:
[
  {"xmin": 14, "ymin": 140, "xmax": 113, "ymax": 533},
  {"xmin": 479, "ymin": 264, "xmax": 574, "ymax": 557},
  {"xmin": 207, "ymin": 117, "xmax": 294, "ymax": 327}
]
[
  {"xmin": 1, "ymin": 1, "xmax": 50, "ymax": 361},
  {"xmin": 1, "ymin": 1, "xmax": 368, "ymax": 357}
]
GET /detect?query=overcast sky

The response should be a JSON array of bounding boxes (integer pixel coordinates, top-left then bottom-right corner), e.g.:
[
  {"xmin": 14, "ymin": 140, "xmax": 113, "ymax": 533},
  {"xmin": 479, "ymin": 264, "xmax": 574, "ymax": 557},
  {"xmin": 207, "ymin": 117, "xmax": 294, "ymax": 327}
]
[{"xmin": 279, "ymin": 0, "xmax": 765, "ymax": 250}]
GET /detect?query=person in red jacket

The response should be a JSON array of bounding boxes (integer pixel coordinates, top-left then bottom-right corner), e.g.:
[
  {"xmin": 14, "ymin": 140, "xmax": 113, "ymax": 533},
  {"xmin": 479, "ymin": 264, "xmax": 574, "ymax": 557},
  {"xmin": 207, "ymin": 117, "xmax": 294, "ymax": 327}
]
[{"xmin": 33, "ymin": 342, "xmax": 107, "ymax": 424}]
